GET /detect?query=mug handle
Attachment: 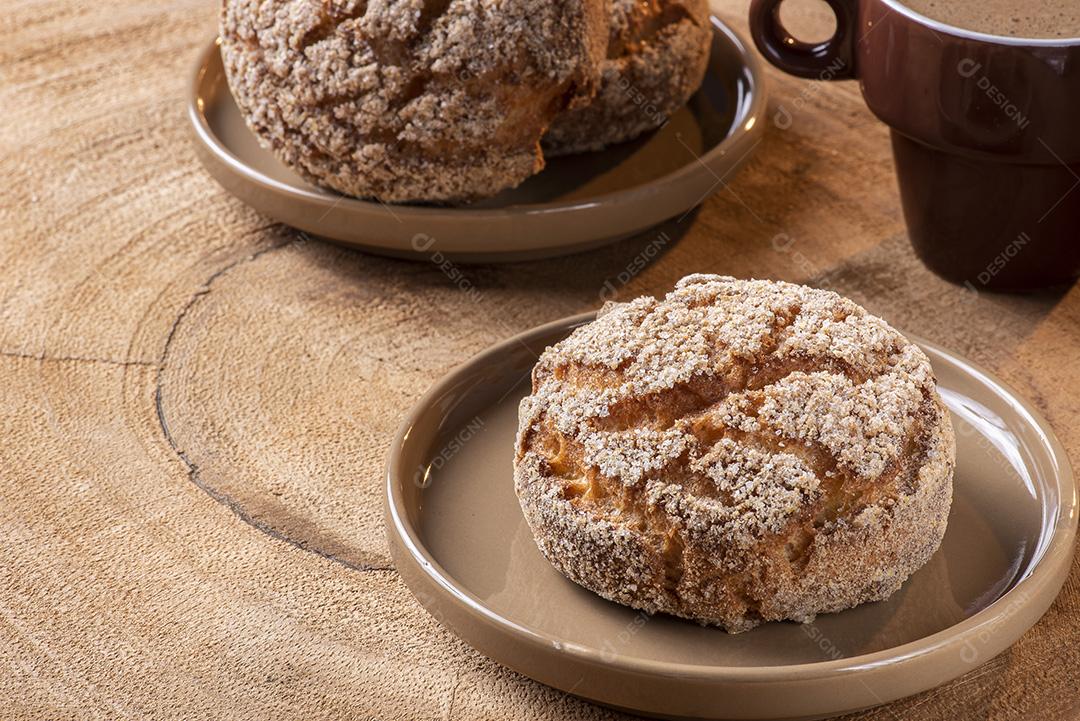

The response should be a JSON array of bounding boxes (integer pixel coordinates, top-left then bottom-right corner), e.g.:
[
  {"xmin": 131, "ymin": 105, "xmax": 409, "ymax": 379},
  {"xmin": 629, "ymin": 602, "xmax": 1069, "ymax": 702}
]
[{"xmin": 749, "ymin": 0, "xmax": 857, "ymax": 79}]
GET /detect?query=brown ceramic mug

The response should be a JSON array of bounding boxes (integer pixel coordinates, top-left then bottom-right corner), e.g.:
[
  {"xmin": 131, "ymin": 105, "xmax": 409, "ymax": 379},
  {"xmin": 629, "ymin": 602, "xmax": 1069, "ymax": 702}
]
[{"xmin": 749, "ymin": 0, "xmax": 1080, "ymax": 291}]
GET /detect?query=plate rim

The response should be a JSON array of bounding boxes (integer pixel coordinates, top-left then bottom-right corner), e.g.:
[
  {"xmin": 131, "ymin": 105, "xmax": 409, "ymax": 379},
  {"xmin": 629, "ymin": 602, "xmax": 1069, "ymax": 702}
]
[
  {"xmin": 186, "ymin": 19, "xmax": 768, "ymax": 223},
  {"xmin": 384, "ymin": 310, "xmax": 1078, "ymax": 686}
]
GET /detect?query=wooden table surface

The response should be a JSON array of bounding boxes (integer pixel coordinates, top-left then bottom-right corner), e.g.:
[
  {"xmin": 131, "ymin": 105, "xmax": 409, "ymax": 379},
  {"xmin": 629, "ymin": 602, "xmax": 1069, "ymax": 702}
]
[{"xmin": 2, "ymin": 1, "xmax": 1078, "ymax": 719}]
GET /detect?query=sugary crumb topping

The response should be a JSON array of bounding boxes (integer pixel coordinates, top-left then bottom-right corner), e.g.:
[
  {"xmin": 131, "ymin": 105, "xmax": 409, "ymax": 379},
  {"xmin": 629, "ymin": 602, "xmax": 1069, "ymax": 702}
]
[{"xmin": 518, "ymin": 274, "xmax": 938, "ymax": 550}]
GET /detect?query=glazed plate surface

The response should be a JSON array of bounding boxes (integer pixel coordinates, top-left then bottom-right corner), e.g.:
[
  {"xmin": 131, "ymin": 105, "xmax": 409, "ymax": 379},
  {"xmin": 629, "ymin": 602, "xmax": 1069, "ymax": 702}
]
[
  {"xmin": 385, "ymin": 313, "xmax": 1077, "ymax": 721},
  {"xmin": 188, "ymin": 19, "xmax": 765, "ymax": 262}
]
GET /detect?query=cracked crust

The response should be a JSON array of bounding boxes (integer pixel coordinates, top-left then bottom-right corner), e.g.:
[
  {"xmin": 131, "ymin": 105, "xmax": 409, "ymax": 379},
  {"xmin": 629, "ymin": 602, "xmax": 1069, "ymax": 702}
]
[
  {"xmin": 220, "ymin": 0, "xmax": 608, "ymax": 203},
  {"xmin": 514, "ymin": 275, "xmax": 955, "ymax": 632},
  {"xmin": 543, "ymin": 0, "xmax": 711, "ymax": 155}
]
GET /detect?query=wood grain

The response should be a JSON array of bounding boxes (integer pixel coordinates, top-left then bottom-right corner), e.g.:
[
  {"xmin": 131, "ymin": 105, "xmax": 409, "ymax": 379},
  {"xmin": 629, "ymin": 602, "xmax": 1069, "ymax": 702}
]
[{"xmin": 1, "ymin": 0, "xmax": 1078, "ymax": 719}]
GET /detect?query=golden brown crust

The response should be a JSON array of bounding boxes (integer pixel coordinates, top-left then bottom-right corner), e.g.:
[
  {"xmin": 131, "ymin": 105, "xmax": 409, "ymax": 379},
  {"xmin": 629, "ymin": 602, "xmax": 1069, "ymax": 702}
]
[
  {"xmin": 543, "ymin": 0, "xmax": 712, "ymax": 155},
  {"xmin": 220, "ymin": 0, "xmax": 608, "ymax": 203},
  {"xmin": 514, "ymin": 275, "xmax": 955, "ymax": 632}
]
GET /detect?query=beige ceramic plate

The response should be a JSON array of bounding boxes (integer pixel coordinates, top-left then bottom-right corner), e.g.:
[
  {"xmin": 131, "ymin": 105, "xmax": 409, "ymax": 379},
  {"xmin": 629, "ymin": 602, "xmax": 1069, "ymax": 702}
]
[
  {"xmin": 385, "ymin": 312, "xmax": 1077, "ymax": 721},
  {"xmin": 188, "ymin": 19, "xmax": 765, "ymax": 262}
]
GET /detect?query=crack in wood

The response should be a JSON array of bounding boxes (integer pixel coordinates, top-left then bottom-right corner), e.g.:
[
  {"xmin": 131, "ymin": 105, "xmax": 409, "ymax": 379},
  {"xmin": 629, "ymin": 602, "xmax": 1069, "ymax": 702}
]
[
  {"xmin": 444, "ymin": 671, "xmax": 462, "ymax": 721},
  {"xmin": 153, "ymin": 233, "xmax": 394, "ymax": 575},
  {"xmin": 0, "ymin": 348, "xmax": 155, "ymax": 368}
]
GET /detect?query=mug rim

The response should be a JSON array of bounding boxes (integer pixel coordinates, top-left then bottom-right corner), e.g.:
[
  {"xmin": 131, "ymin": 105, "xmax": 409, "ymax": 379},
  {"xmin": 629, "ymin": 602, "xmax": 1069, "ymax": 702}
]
[{"xmin": 880, "ymin": 0, "xmax": 1080, "ymax": 47}]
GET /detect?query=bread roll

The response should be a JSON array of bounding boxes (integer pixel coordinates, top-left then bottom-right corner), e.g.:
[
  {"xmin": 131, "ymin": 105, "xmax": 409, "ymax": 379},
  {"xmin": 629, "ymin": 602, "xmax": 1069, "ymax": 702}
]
[
  {"xmin": 543, "ymin": 0, "xmax": 712, "ymax": 155},
  {"xmin": 515, "ymin": 275, "xmax": 955, "ymax": 632},
  {"xmin": 221, "ymin": 0, "xmax": 608, "ymax": 203}
]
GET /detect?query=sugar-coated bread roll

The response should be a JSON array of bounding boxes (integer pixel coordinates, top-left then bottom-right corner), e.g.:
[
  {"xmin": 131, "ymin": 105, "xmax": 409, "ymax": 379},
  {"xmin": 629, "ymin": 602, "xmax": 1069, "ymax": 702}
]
[
  {"xmin": 221, "ymin": 0, "xmax": 608, "ymax": 203},
  {"xmin": 543, "ymin": 0, "xmax": 712, "ymax": 155},
  {"xmin": 515, "ymin": 275, "xmax": 955, "ymax": 632}
]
